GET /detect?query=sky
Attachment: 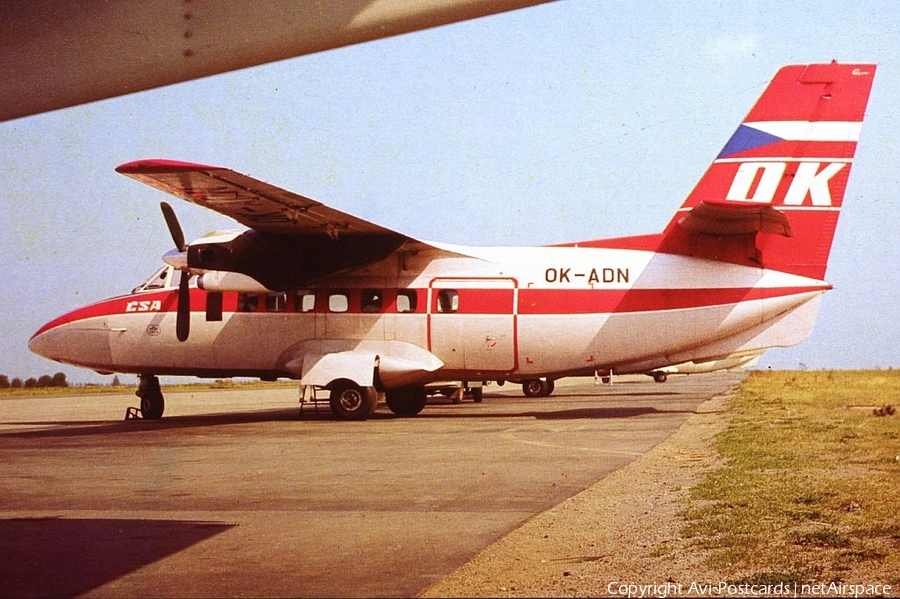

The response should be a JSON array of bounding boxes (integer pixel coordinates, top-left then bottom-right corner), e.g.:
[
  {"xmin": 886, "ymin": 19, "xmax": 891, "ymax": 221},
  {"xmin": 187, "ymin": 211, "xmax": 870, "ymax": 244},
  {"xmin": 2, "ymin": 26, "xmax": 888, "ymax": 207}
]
[{"xmin": 2, "ymin": 1, "xmax": 898, "ymax": 384}]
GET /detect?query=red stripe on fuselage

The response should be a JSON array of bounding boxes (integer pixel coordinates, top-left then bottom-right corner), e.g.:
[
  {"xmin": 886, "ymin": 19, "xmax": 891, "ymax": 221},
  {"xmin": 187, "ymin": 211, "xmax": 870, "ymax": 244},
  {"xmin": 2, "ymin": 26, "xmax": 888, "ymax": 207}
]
[
  {"xmin": 34, "ymin": 284, "xmax": 828, "ymax": 339},
  {"xmin": 31, "ymin": 290, "xmax": 180, "ymax": 338},
  {"xmin": 517, "ymin": 285, "xmax": 825, "ymax": 315}
]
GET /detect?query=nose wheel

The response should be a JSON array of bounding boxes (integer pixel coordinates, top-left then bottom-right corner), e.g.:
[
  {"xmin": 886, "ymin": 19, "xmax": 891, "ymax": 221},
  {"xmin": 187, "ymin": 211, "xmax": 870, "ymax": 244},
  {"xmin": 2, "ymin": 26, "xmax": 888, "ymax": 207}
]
[{"xmin": 136, "ymin": 374, "xmax": 165, "ymax": 419}]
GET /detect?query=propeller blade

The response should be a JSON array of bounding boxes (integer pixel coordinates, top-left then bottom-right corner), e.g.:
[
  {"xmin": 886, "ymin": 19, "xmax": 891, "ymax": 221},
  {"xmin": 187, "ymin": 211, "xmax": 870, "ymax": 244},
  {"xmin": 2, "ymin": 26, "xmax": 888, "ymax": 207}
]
[
  {"xmin": 176, "ymin": 270, "xmax": 190, "ymax": 342},
  {"xmin": 160, "ymin": 201, "xmax": 187, "ymax": 252}
]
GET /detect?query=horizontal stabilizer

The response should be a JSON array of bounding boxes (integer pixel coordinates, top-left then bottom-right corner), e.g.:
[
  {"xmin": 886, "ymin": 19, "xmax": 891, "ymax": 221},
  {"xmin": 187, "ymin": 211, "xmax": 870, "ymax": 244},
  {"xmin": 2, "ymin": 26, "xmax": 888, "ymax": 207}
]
[{"xmin": 677, "ymin": 201, "xmax": 792, "ymax": 237}]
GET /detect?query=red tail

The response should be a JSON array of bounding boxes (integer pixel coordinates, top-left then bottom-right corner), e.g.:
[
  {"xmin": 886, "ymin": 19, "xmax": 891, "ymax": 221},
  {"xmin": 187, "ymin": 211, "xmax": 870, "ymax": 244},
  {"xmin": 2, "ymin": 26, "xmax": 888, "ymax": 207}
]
[{"xmin": 658, "ymin": 62, "xmax": 876, "ymax": 280}]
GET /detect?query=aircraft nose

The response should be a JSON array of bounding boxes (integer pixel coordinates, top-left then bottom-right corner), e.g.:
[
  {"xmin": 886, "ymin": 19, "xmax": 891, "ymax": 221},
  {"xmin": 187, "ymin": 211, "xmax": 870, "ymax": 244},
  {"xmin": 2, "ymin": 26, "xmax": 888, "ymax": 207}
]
[
  {"xmin": 29, "ymin": 322, "xmax": 75, "ymax": 363},
  {"xmin": 29, "ymin": 313, "xmax": 114, "ymax": 370},
  {"xmin": 28, "ymin": 327, "xmax": 52, "ymax": 360}
]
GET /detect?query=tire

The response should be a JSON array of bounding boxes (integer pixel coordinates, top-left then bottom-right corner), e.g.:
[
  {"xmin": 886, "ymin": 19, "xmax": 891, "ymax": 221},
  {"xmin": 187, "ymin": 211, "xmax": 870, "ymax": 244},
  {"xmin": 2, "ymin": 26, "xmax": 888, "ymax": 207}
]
[
  {"xmin": 470, "ymin": 386, "xmax": 483, "ymax": 403},
  {"xmin": 653, "ymin": 372, "xmax": 668, "ymax": 383},
  {"xmin": 522, "ymin": 379, "xmax": 550, "ymax": 397},
  {"xmin": 545, "ymin": 379, "xmax": 555, "ymax": 395},
  {"xmin": 385, "ymin": 386, "xmax": 427, "ymax": 416},
  {"xmin": 329, "ymin": 380, "xmax": 377, "ymax": 420},
  {"xmin": 140, "ymin": 392, "xmax": 164, "ymax": 420},
  {"xmin": 137, "ymin": 375, "xmax": 164, "ymax": 419}
]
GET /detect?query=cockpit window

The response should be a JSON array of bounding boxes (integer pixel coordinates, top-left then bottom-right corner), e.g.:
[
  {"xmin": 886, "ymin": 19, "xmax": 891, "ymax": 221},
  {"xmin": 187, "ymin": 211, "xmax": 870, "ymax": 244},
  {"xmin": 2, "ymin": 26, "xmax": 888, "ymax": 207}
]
[{"xmin": 133, "ymin": 265, "xmax": 174, "ymax": 293}]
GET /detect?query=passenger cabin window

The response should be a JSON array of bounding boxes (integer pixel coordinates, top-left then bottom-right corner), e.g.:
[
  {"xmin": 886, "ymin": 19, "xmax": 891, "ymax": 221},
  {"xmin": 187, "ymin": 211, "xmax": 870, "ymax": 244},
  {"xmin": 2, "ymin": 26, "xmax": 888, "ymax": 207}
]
[
  {"xmin": 266, "ymin": 292, "xmax": 287, "ymax": 312},
  {"xmin": 396, "ymin": 290, "xmax": 418, "ymax": 313},
  {"xmin": 361, "ymin": 289, "xmax": 383, "ymax": 313},
  {"xmin": 328, "ymin": 291, "xmax": 349, "ymax": 313},
  {"xmin": 295, "ymin": 290, "xmax": 316, "ymax": 312},
  {"xmin": 238, "ymin": 293, "xmax": 259, "ymax": 312},
  {"xmin": 437, "ymin": 289, "xmax": 459, "ymax": 313}
]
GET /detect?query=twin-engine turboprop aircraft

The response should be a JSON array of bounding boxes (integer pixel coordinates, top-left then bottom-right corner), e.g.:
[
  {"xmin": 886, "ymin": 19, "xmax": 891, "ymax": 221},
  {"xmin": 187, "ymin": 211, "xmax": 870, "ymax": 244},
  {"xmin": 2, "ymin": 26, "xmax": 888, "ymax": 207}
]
[{"xmin": 30, "ymin": 62, "xmax": 876, "ymax": 420}]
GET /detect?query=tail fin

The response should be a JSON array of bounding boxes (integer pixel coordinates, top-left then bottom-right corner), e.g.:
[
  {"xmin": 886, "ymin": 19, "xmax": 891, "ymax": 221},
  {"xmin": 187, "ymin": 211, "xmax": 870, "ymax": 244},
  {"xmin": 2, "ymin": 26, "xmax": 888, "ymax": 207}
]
[{"xmin": 660, "ymin": 62, "xmax": 876, "ymax": 280}]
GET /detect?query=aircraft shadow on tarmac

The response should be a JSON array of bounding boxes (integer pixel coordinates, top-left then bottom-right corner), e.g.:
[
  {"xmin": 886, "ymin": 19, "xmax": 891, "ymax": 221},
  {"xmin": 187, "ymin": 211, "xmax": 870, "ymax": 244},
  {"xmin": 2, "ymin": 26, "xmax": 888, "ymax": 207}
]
[
  {"xmin": 553, "ymin": 391, "xmax": 682, "ymax": 397},
  {"xmin": 420, "ymin": 402, "xmax": 694, "ymax": 420},
  {"xmin": 0, "ymin": 408, "xmax": 306, "ymax": 439},
  {"xmin": 1, "ymin": 395, "xmax": 697, "ymax": 439},
  {"xmin": 0, "ymin": 517, "xmax": 234, "ymax": 598}
]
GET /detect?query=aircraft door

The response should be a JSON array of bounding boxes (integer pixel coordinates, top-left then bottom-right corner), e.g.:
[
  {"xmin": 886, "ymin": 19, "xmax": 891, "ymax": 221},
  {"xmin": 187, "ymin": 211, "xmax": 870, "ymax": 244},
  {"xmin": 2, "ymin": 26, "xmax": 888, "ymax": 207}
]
[{"xmin": 428, "ymin": 279, "xmax": 517, "ymax": 372}]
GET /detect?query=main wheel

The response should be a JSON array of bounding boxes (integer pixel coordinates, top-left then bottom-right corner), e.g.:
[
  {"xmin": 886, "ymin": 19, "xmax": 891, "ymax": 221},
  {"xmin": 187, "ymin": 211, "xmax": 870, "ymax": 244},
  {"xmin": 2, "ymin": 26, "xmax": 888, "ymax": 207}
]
[
  {"xmin": 653, "ymin": 372, "xmax": 668, "ymax": 383},
  {"xmin": 469, "ymin": 386, "xmax": 484, "ymax": 403},
  {"xmin": 329, "ymin": 380, "xmax": 377, "ymax": 420},
  {"xmin": 522, "ymin": 378, "xmax": 550, "ymax": 397},
  {"xmin": 385, "ymin": 386, "xmax": 427, "ymax": 416}
]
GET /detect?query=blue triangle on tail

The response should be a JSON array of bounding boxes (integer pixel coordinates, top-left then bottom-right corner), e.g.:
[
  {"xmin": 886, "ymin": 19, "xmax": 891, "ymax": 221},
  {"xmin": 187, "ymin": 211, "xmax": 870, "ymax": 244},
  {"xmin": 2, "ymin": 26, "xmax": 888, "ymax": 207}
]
[{"xmin": 718, "ymin": 124, "xmax": 784, "ymax": 158}]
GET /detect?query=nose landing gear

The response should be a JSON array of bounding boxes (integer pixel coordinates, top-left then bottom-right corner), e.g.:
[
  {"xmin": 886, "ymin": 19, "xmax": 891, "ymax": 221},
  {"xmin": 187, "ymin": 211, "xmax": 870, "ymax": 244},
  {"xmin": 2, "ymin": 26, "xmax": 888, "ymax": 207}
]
[{"xmin": 132, "ymin": 374, "xmax": 165, "ymax": 420}]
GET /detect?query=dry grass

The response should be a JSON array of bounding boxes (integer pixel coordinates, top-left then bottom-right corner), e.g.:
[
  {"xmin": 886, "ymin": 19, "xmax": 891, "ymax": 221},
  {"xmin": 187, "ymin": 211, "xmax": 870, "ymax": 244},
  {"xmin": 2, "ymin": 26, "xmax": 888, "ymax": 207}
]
[{"xmin": 681, "ymin": 370, "xmax": 900, "ymax": 585}]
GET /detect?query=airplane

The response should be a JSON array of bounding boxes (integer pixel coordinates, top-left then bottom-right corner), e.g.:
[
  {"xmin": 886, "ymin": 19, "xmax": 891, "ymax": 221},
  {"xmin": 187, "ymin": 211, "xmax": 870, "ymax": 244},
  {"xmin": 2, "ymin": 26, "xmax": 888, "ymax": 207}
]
[
  {"xmin": 644, "ymin": 349, "xmax": 764, "ymax": 383},
  {"xmin": 30, "ymin": 61, "xmax": 876, "ymax": 421}
]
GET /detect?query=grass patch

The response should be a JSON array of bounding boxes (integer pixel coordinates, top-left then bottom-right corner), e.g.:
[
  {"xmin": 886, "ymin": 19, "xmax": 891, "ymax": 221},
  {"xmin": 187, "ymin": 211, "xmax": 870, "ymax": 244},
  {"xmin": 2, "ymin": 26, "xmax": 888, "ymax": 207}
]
[{"xmin": 682, "ymin": 370, "xmax": 900, "ymax": 584}]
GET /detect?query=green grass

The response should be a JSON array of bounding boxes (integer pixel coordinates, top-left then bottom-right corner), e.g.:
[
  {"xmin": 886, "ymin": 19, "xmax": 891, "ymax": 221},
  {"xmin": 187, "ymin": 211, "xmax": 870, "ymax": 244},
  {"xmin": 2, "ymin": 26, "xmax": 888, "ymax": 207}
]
[{"xmin": 681, "ymin": 370, "xmax": 900, "ymax": 584}]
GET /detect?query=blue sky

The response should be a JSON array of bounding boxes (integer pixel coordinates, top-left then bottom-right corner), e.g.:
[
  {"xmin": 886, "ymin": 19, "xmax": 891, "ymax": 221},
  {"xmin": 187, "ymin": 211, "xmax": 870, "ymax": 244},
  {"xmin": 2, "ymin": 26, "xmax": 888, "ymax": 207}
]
[{"xmin": 2, "ymin": 1, "xmax": 898, "ymax": 384}]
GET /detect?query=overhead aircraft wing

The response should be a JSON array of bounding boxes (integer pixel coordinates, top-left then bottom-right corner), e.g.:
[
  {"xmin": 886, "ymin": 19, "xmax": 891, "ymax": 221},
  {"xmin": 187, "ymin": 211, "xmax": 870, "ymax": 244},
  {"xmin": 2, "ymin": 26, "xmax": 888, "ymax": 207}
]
[
  {"xmin": 1, "ymin": 0, "xmax": 552, "ymax": 122},
  {"xmin": 116, "ymin": 159, "xmax": 448, "ymax": 289}
]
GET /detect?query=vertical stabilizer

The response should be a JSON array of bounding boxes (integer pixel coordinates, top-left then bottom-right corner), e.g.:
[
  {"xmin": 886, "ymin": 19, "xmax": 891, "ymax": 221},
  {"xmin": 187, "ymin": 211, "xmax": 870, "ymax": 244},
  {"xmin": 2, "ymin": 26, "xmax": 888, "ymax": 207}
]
[{"xmin": 661, "ymin": 62, "xmax": 876, "ymax": 279}]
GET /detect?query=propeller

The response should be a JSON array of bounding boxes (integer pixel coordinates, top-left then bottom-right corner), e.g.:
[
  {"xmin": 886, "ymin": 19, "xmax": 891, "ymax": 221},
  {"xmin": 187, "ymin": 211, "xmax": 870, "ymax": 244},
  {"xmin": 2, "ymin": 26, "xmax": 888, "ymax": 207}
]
[
  {"xmin": 161, "ymin": 201, "xmax": 186, "ymax": 252},
  {"xmin": 160, "ymin": 202, "xmax": 191, "ymax": 342}
]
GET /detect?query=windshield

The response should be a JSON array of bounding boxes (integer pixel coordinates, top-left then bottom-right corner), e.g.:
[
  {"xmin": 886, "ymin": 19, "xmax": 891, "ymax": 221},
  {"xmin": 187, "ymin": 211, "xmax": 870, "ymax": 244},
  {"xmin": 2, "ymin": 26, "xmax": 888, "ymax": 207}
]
[{"xmin": 132, "ymin": 265, "xmax": 175, "ymax": 293}]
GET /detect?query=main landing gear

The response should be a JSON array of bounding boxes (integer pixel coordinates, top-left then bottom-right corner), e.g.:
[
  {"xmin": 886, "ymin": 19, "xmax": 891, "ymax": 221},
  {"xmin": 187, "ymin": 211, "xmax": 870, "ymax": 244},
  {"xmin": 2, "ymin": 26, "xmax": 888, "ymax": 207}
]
[
  {"xmin": 522, "ymin": 378, "xmax": 555, "ymax": 398},
  {"xmin": 385, "ymin": 386, "xmax": 428, "ymax": 416},
  {"xmin": 328, "ymin": 379, "xmax": 378, "ymax": 420},
  {"xmin": 325, "ymin": 381, "xmax": 430, "ymax": 418},
  {"xmin": 135, "ymin": 374, "xmax": 165, "ymax": 419}
]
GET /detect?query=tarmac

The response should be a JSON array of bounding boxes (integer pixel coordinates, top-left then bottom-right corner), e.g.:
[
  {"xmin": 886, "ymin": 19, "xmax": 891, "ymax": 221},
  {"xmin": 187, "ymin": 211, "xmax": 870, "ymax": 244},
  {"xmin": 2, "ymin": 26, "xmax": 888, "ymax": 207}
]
[{"xmin": 0, "ymin": 373, "xmax": 742, "ymax": 597}]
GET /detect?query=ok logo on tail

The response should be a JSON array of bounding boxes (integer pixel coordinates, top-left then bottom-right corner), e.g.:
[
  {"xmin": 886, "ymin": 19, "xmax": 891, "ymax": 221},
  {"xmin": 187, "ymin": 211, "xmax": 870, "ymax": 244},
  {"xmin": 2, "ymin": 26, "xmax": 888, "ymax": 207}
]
[{"xmin": 726, "ymin": 161, "xmax": 847, "ymax": 206}]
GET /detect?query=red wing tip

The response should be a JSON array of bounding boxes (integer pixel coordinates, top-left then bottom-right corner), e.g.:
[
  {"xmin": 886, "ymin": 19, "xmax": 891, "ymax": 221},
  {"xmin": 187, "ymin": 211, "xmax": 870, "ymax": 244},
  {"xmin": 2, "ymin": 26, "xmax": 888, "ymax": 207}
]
[{"xmin": 115, "ymin": 159, "xmax": 223, "ymax": 174}]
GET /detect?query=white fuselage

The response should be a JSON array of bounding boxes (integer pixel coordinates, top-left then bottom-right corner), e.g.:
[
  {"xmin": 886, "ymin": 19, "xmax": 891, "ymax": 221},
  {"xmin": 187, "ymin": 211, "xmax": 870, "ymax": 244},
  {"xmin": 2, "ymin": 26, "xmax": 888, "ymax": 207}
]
[{"xmin": 30, "ymin": 243, "xmax": 827, "ymax": 386}]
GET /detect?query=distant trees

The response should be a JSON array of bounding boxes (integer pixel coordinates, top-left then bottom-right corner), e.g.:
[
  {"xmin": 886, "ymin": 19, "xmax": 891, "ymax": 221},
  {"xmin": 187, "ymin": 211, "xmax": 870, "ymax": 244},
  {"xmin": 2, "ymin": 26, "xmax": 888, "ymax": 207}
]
[{"xmin": 0, "ymin": 372, "xmax": 68, "ymax": 389}]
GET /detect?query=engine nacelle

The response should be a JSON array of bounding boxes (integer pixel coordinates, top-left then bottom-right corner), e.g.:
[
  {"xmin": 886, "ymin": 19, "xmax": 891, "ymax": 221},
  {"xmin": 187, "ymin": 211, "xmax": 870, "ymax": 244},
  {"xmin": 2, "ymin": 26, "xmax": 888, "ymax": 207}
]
[{"xmin": 196, "ymin": 271, "xmax": 273, "ymax": 293}]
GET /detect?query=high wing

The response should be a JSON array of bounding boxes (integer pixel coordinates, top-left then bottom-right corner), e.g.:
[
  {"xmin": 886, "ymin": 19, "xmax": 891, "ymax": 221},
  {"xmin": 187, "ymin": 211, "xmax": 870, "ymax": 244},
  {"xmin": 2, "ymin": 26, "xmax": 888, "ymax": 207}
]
[
  {"xmin": 117, "ymin": 159, "xmax": 433, "ymax": 289},
  {"xmin": 116, "ymin": 159, "xmax": 403, "ymax": 239}
]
